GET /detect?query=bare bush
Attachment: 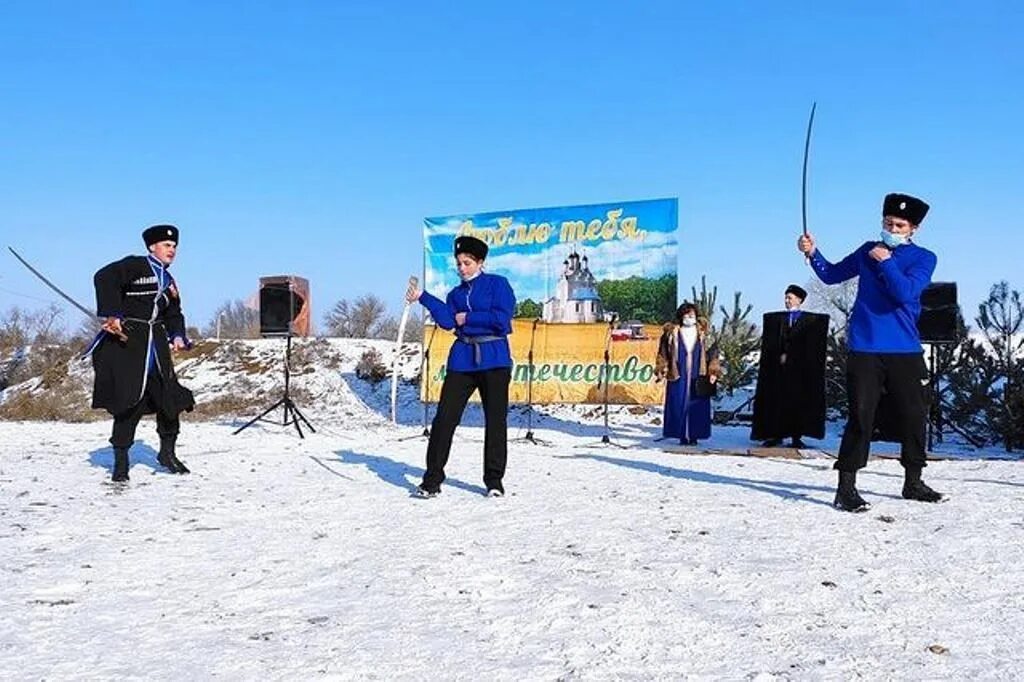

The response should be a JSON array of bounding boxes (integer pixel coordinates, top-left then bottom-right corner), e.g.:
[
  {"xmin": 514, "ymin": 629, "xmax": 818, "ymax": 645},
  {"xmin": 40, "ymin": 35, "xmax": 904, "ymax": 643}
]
[
  {"xmin": 0, "ymin": 305, "xmax": 69, "ymax": 353},
  {"xmin": 323, "ymin": 294, "xmax": 408, "ymax": 339},
  {"xmin": 205, "ymin": 300, "xmax": 260, "ymax": 339},
  {"xmin": 355, "ymin": 347, "xmax": 389, "ymax": 383}
]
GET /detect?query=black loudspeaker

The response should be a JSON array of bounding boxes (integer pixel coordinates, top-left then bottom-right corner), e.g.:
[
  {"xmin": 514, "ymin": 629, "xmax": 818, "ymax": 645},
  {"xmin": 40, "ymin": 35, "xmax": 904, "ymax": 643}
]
[
  {"xmin": 259, "ymin": 276, "xmax": 311, "ymax": 337},
  {"xmin": 921, "ymin": 282, "xmax": 956, "ymax": 308},
  {"xmin": 918, "ymin": 282, "xmax": 961, "ymax": 345}
]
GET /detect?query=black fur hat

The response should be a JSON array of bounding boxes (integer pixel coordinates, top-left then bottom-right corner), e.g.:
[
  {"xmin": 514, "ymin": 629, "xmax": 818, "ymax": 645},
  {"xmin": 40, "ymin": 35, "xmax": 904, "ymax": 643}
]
[
  {"xmin": 454, "ymin": 235, "xmax": 488, "ymax": 260},
  {"xmin": 143, "ymin": 224, "xmax": 179, "ymax": 247},
  {"xmin": 785, "ymin": 284, "xmax": 807, "ymax": 301},
  {"xmin": 882, "ymin": 193, "xmax": 929, "ymax": 225}
]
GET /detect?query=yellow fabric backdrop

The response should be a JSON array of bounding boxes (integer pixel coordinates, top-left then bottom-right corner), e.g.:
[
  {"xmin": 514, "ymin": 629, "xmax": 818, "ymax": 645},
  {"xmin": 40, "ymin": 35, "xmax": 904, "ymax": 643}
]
[{"xmin": 420, "ymin": 319, "xmax": 664, "ymax": 405}]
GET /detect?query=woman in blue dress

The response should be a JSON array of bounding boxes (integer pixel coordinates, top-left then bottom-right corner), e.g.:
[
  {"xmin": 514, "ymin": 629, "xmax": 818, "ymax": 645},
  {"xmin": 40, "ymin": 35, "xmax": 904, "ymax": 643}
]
[{"xmin": 656, "ymin": 302, "xmax": 720, "ymax": 445}]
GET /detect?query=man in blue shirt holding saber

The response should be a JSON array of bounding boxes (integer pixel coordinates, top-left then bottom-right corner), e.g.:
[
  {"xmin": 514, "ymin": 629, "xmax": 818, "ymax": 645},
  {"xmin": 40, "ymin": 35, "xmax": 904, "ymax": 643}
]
[{"xmin": 798, "ymin": 193, "xmax": 945, "ymax": 512}]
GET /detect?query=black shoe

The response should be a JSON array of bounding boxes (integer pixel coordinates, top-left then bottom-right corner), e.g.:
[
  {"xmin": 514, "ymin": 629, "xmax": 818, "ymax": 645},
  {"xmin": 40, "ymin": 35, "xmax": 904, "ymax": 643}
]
[
  {"xmin": 834, "ymin": 471, "xmax": 870, "ymax": 512},
  {"xmin": 486, "ymin": 488, "xmax": 505, "ymax": 498},
  {"xmin": 902, "ymin": 480, "xmax": 946, "ymax": 503},
  {"xmin": 112, "ymin": 447, "xmax": 130, "ymax": 482},
  {"xmin": 157, "ymin": 451, "xmax": 190, "ymax": 473},
  {"xmin": 790, "ymin": 437, "xmax": 807, "ymax": 448},
  {"xmin": 414, "ymin": 485, "xmax": 440, "ymax": 498},
  {"xmin": 158, "ymin": 437, "xmax": 190, "ymax": 474},
  {"xmin": 168, "ymin": 454, "xmax": 190, "ymax": 474},
  {"xmin": 834, "ymin": 486, "xmax": 871, "ymax": 512},
  {"xmin": 762, "ymin": 438, "xmax": 783, "ymax": 447}
]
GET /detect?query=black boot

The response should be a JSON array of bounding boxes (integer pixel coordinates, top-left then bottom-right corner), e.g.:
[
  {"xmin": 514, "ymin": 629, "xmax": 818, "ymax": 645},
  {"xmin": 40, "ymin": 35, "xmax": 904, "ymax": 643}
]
[
  {"xmin": 834, "ymin": 471, "xmax": 870, "ymax": 512},
  {"xmin": 112, "ymin": 447, "xmax": 130, "ymax": 482},
  {"xmin": 158, "ymin": 435, "xmax": 190, "ymax": 474},
  {"xmin": 902, "ymin": 467, "xmax": 945, "ymax": 503}
]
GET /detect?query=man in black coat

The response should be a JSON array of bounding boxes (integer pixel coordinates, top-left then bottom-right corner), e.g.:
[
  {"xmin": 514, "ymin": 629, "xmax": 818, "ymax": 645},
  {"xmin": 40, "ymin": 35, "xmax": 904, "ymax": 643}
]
[
  {"xmin": 751, "ymin": 284, "xmax": 828, "ymax": 448},
  {"xmin": 90, "ymin": 224, "xmax": 195, "ymax": 482}
]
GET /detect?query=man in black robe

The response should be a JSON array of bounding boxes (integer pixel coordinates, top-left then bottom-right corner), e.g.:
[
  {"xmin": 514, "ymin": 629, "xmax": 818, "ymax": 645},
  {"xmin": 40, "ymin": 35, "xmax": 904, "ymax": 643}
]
[
  {"xmin": 90, "ymin": 224, "xmax": 195, "ymax": 482},
  {"xmin": 751, "ymin": 284, "xmax": 828, "ymax": 448}
]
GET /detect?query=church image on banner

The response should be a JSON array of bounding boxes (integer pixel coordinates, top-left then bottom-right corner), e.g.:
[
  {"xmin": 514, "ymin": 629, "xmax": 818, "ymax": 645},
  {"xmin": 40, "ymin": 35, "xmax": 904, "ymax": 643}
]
[{"xmin": 542, "ymin": 249, "xmax": 605, "ymax": 323}]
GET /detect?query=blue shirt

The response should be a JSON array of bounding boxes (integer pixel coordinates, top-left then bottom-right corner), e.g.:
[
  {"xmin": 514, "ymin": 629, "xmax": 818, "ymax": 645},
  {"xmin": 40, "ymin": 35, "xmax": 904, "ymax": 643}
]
[
  {"xmin": 809, "ymin": 240, "xmax": 936, "ymax": 353},
  {"xmin": 419, "ymin": 272, "xmax": 516, "ymax": 371}
]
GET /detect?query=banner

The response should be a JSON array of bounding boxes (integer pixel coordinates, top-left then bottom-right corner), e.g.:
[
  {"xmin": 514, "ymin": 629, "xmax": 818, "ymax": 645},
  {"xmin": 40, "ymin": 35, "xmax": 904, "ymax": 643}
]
[
  {"xmin": 421, "ymin": 318, "xmax": 665, "ymax": 404},
  {"xmin": 421, "ymin": 198, "xmax": 678, "ymax": 404}
]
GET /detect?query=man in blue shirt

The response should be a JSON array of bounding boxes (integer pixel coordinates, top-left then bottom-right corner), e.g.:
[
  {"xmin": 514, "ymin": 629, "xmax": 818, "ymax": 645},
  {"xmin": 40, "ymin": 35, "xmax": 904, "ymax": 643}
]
[
  {"xmin": 798, "ymin": 193, "xmax": 945, "ymax": 511},
  {"xmin": 406, "ymin": 235, "xmax": 516, "ymax": 498}
]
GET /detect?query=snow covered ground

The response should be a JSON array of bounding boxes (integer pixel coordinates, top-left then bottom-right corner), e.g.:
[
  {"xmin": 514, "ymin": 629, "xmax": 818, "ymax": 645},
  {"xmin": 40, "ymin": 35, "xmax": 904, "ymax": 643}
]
[{"xmin": 2, "ymin": 339, "xmax": 1023, "ymax": 679}]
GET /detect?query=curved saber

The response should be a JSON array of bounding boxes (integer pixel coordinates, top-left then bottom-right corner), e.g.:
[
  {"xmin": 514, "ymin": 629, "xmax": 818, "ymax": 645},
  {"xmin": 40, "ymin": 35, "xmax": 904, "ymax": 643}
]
[
  {"xmin": 801, "ymin": 102, "xmax": 817, "ymax": 237},
  {"xmin": 391, "ymin": 275, "xmax": 419, "ymax": 424},
  {"xmin": 8, "ymin": 245, "xmax": 127, "ymax": 344},
  {"xmin": 8, "ymin": 246, "xmax": 97, "ymax": 320}
]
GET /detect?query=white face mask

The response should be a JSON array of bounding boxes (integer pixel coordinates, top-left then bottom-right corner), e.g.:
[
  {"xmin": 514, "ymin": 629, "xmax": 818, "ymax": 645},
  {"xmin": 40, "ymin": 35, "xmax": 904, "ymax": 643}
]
[
  {"xmin": 879, "ymin": 230, "xmax": 908, "ymax": 248},
  {"xmin": 681, "ymin": 317, "xmax": 697, "ymax": 327}
]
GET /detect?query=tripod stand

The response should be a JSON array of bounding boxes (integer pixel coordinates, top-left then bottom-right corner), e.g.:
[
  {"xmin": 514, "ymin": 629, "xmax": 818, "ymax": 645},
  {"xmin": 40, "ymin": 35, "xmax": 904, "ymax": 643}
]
[
  {"xmin": 234, "ymin": 335, "xmax": 316, "ymax": 438},
  {"xmin": 581, "ymin": 318, "xmax": 628, "ymax": 449},
  {"xmin": 397, "ymin": 325, "xmax": 437, "ymax": 441},
  {"xmin": 512, "ymin": 318, "xmax": 550, "ymax": 446}
]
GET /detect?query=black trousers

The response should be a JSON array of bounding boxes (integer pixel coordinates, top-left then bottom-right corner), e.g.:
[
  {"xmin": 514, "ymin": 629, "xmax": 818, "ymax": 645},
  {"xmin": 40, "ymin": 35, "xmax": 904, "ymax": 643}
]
[
  {"xmin": 110, "ymin": 375, "xmax": 180, "ymax": 449},
  {"xmin": 835, "ymin": 352, "xmax": 928, "ymax": 472},
  {"xmin": 422, "ymin": 367, "xmax": 511, "ymax": 491}
]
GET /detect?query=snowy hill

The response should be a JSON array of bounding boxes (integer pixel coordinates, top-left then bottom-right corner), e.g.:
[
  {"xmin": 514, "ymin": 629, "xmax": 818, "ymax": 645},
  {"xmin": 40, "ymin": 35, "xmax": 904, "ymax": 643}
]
[{"xmin": 0, "ymin": 337, "xmax": 691, "ymax": 446}]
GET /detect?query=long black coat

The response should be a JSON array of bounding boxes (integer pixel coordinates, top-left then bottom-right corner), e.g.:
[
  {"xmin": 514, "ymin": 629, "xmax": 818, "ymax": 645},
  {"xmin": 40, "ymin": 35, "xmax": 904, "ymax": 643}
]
[
  {"xmin": 90, "ymin": 255, "xmax": 195, "ymax": 417},
  {"xmin": 751, "ymin": 311, "xmax": 828, "ymax": 441}
]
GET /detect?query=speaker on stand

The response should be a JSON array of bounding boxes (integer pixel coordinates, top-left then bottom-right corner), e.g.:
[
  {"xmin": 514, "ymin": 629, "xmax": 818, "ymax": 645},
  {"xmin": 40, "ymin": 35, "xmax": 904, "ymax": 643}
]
[
  {"xmin": 918, "ymin": 282, "xmax": 962, "ymax": 451},
  {"xmin": 871, "ymin": 282, "xmax": 962, "ymax": 450},
  {"xmin": 234, "ymin": 276, "xmax": 316, "ymax": 438}
]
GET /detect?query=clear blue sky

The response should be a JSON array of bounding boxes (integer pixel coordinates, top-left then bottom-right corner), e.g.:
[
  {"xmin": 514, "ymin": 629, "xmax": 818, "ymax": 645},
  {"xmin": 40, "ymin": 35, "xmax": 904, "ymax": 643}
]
[{"xmin": 2, "ymin": 1, "xmax": 1022, "ymax": 332}]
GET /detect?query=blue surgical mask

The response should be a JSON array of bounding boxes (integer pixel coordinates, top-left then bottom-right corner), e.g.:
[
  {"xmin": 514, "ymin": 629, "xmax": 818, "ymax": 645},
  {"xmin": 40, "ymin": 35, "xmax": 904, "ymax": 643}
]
[
  {"xmin": 879, "ymin": 230, "xmax": 907, "ymax": 248},
  {"xmin": 681, "ymin": 317, "xmax": 697, "ymax": 327}
]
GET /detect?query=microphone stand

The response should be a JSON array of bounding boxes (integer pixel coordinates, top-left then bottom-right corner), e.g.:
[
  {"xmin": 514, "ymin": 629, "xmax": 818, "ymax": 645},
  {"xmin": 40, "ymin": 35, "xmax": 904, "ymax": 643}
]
[
  {"xmin": 512, "ymin": 318, "xmax": 550, "ymax": 446},
  {"xmin": 581, "ymin": 316, "xmax": 628, "ymax": 449}
]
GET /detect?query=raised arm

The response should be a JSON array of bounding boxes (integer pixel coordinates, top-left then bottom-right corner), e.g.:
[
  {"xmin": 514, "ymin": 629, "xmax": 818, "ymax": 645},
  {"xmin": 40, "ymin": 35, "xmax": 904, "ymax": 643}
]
[{"xmin": 799, "ymin": 233, "xmax": 861, "ymax": 285}]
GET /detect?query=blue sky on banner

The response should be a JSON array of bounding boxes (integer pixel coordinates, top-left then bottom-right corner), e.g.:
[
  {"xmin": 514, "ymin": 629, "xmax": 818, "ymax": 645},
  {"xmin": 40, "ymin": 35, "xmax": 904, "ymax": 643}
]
[{"xmin": 423, "ymin": 199, "xmax": 678, "ymax": 305}]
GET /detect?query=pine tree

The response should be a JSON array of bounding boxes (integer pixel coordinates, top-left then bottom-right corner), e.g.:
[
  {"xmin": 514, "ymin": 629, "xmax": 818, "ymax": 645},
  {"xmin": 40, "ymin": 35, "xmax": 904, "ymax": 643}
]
[
  {"xmin": 690, "ymin": 276, "xmax": 718, "ymax": 330},
  {"xmin": 941, "ymin": 334, "xmax": 999, "ymax": 447},
  {"xmin": 976, "ymin": 281, "xmax": 1024, "ymax": 451},
  {"xmin": 824, "ymin": 327, "xmax": 849, "ymax": 419},
  {"xmin": 713, "ymin": 291, "xmax": 760, "ymax": 395}
]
